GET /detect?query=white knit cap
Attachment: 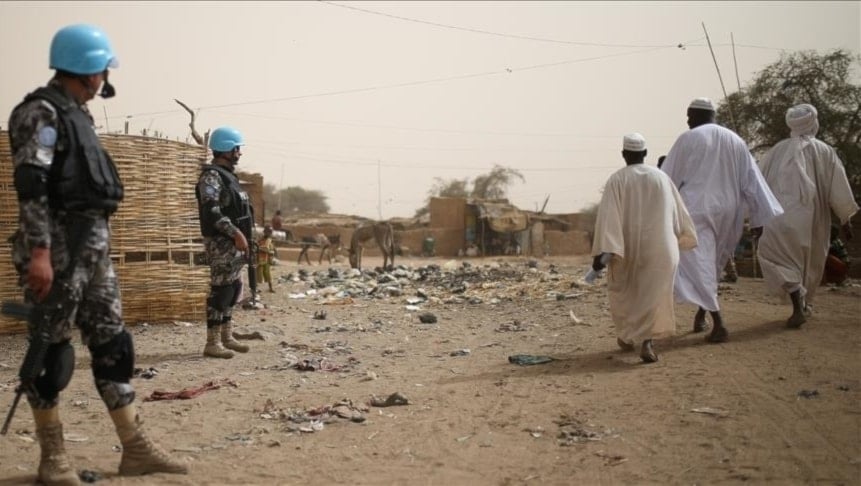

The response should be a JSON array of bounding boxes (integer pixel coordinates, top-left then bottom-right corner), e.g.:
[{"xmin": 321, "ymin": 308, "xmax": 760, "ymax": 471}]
[
  {"xmin": 622, "ymin": 133, "xmax": 646, "ymax": 152},
  {"xmin": 786, "ymin": 103, "xmax": 819, "ymax": 138},
  {"xmin": 688, "ymin": 97, "xmax": 716, "ymax": 111}
]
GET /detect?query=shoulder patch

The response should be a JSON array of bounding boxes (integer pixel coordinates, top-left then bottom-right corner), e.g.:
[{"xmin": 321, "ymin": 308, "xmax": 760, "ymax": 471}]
[{"xmin": 37, "ymin": 126, "xmax": 57, "ymax": 147}]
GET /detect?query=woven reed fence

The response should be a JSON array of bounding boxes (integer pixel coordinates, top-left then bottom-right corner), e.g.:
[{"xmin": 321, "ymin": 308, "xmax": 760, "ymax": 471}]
[{"xmin": 0, "ymin": 132, "xmax": 210, "ymax": 334}]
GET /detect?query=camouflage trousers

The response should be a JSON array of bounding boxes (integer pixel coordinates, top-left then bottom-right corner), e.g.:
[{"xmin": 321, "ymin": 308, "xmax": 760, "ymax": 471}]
[
  {"xmin": 12, "ymin": 211, "xmax": 134, "ymax": 410},
  {"xmin": 204, "ymin": 236, "xmax": 246, "ymax": 325}
]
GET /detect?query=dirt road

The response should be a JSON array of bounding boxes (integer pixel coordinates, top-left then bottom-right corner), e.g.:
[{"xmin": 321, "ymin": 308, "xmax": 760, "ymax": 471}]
[{"xmin": 0, "ymin": 255, "xmax": 858, "ymax": 485}]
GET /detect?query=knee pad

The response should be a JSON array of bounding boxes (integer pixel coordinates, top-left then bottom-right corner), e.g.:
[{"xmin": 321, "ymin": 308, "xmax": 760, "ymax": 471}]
[
  {"xmin": 89, "ymin": 330, "xmax": 134, "ymax": 384},
  {"xmin": 207, "ymin": 283, "xmax": 235, "ymax": 312},
  {"xmin": 33, "ymin": 340, "xmax": 75, "ymax": 401}
]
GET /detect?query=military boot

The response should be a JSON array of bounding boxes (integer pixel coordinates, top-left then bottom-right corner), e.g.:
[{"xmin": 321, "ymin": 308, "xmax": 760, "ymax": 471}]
[
  {"xmin": 34, "ymin": 421, "xmax": 80, "ymax": 486},
  {"xmin": 221, "ymin": 320, "xmax": 249, "ymax": 353},
  {"xmin": 110, "ymin": 406, "xmax": 188, "ymax": 476},
  {"xmin": 203, "ymin": 326, "xmax": 234, "ymax": 359}
]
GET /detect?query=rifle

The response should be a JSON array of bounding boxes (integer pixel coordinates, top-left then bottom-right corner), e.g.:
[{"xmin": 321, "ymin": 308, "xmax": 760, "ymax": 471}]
[
  {"xmin": 247, "ymin": 239, "xmax": 259, "ymax": 306},
  {"xmin": 2, "ymin": 213, "xmax": 93, "ymax": 435},
  {"xmin": 1, "ymin": 296, "xmax": 63, "ymax": 435},
  {"xmin": 235, "ymin": 214, "xmax": 258, "ymax": 306}
]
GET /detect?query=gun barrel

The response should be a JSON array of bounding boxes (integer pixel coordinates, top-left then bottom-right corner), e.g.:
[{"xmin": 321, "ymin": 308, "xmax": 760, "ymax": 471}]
[
  {"xmin": 1, "ymin": 301, "xmax": 32, "ymax": 321},
  {"xmin": 1, "ymin": 390, "xmax": 23, "ymax": 435}
]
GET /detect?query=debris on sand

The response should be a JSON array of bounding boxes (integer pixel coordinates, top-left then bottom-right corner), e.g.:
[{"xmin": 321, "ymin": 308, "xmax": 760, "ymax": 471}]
[
  {"xmin": 369, "ymin": 392, "xmax": 410, "ymax": 407},
  {"xmin": 508, "ymin": 354, "xmax": 554, "ymax": 366},
  {"xmin": 690, "ymin": 407, "xmax": 730, "ymax": 418}
]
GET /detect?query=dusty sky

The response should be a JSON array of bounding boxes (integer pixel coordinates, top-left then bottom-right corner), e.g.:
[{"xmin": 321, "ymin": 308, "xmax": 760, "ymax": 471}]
[{"xmin": 1, "ymin": 1, "xmax": 859, "ymax": 219}]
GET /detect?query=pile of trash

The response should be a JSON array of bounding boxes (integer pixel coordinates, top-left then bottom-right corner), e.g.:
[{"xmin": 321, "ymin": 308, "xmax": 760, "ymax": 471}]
[{"xmin": 277, "ymin": 260, "xmax": 596, "ymax": 309}]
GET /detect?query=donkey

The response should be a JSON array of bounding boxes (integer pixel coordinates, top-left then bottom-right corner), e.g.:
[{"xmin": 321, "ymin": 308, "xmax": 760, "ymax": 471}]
[
  {"xmin": 298, "ymin": 233, "xmax": 341, "ymax": 265},
  {"xmin": 348, "ymin": 222, "xmax": 395, "ymax": 271}
]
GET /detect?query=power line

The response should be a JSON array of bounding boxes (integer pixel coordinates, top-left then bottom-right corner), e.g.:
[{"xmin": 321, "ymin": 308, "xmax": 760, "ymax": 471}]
[
  {"xmin": 248, "ymin": 145, "xmax": 619, "ymax": 172},
  {"xmin": 320, "ymin": 1, "xmax": 691, "ymax": 49},
  {"xmin": 217, "ymin": 110, "xmax": 680, "ymax": 139},
  {"xmin": 118, "ymin": 44, "xmax": 678, "ymax": 120}
]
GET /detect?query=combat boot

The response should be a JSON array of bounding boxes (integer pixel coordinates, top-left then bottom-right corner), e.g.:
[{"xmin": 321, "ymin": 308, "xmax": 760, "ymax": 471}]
[
  {"xmin": 204, "ymin": 326, "xmax": 234, "ymax": 359},
  {"xmin": 221, "ymin": 320, "xmax": 249, "ymax": 353},
  {"xmin": 34, "ymin": 420, "xmax": 80, "ymax": 486},
  {"xmin": 110, "ymin": 405, "xmax": 188, "ymax": 476}
]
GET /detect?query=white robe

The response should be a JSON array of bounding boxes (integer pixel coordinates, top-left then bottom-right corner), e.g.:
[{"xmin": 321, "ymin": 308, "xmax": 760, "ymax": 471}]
[
  {"xmin": 662, "ymin": 124, "xmax": 783, "ymax": 311},
  {"xmin": 592, "ymin": 164, "xmax": 698, "ymax": 345},
  {"xmin": 757, "ymin": 137, "xmax": 858, "ymax": 302}
]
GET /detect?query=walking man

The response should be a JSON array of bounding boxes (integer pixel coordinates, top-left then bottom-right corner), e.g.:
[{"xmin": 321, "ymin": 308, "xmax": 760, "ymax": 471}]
[
  {"xmin": 7, "ymin": 24, "xmax": 187, "ymax": 484},
  {"xmin": 661, "ymin": 98, "xmax": 783, "ymax": 342},
  {"xmin": 591, "ymin": 133, "xmax": 698, "ymax": 362},
  {"xmin": 195, "ymin": 126, "xmax": 254, "ymax": 358},
  {"xmin": 756, "ymin": 104, "xmax": 858, "ymax": 327}
]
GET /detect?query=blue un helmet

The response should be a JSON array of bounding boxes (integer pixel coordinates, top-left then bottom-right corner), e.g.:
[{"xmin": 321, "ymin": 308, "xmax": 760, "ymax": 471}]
[
  {"xmin": 209, "ymin": 127, "xmax": 245, "ymax": 152},
  {"xmin": 50, "ymin": 24, "xmax": 119, "ymax": 75}
]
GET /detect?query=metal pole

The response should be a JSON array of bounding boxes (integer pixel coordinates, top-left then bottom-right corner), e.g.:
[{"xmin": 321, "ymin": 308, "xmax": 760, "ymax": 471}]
[
  {"xmin": 278, "ymin": 163, "xmax": 284, "ymax": 211},
  {"xmin": 377, "ymin": 160, "xmax": 382, "ymax": 220},
  {"xmin": 731, "ymin": 32, "xmax": 742, "ymax": 91},
  {"xmin": 702, "ymin": 22, "xmax": 736, "ymax": 130}
]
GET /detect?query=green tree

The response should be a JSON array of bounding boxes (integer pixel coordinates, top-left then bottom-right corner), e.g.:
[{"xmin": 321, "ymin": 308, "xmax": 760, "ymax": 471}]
[
  {"xmin": 471, "ymin": 165, "xmax": 525, "ymax": 200},
  {"xmin": 717, "ymin": 49, "xmax": 861, "ymax": 202},
  {"xmin": 413, "ymin": 166, "xmax": 525, "ymax": 217},
  {"xmin": 414, "ymin": 177, "xmax": 470, "ymax": 217},
  {"xmin": 272, "ymin": 186, "xmax": 330, "ymax": 214}
]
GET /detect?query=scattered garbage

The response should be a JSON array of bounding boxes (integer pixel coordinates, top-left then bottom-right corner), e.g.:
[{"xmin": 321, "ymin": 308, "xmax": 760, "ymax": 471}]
[
  {"xmin": 79, "ymin": 470, "xmax": 102, "ymax": 483},
  {"xmin": 450, "ymin": 349, "xmax": 471, "ymax": 357},
  {"xmin": 508, "ymin": 355, "xmax": 554, "ymax": 366},
  {"xmin": 133, "ymin": 367, "xmax": 158, "ymax": 379},
  {"xmin": 690, "ymin": 407, "xmax": 730, "ymax": 418},
  {"xmin": 143, "ymin": 379, "xmax": 237, "ymax": 402},
  {"xmin": 369, "ymin": 392, "xmax": 410, "ymax": 407}
]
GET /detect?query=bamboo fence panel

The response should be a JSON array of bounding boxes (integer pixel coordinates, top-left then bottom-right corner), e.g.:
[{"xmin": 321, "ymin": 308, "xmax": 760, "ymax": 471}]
[{"xmin": 0, "ymin": 132, "xmax": 210, "ymax": 334}]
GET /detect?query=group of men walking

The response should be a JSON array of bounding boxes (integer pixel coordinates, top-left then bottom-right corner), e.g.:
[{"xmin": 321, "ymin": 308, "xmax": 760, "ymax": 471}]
[{"xmin": 591, "ymin": 97, "xmax": 857, "ymax": 363}]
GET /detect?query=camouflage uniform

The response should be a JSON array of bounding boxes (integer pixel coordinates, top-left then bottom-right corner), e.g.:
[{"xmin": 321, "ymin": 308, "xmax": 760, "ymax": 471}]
[
  {"xmin": 196, "ymin": 167, "xmax": 248, "ymax": 326},
  {"xmin": 8, "ymin": 80, "xmax": 133, "ymax": 410}
]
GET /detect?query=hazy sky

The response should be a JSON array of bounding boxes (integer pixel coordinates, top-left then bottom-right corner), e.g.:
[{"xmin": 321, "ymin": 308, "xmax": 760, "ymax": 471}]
[{"xmin": 1, "ymin": 1, "xmax": 859, "ymax": 219}]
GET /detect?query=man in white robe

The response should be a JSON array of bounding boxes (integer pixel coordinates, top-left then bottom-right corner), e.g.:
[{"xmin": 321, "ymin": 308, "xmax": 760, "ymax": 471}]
[
  {"xmin": 591, "ymin": 133, "xmax": 698, "ymax": 363},
  {"xmin": 757, "ymin": 104, "xmax": 858, "ymax": 328},
  {"xmin": 662, "ymin": 98, "xmax": 783, "ymax": 343}
]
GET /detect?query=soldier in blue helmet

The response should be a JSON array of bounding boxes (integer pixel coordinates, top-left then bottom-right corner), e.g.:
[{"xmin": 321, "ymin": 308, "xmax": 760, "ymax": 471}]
[
  {"xmin": 195, "ymin": 126, "xmax": 255, "ymax": 358},
  {"xmin": 6, "ymin": 24, "xmax": 188, "ymax": 484}
]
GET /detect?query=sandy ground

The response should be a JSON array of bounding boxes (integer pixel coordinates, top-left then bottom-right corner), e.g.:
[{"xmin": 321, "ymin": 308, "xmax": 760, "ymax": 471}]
[{"xmin": 0, "ymin": 254, "xmax": 859, "ymax": 486}]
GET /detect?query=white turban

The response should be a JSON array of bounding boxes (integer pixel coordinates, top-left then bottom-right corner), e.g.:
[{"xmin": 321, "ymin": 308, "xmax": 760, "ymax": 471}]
[
  {"xmin": 786, "ymin": 103, "xmax": 819, "ymax": 138},
  {"xmin": 622, "ymin": 133, "xmax": 646, "ymax": 152}
]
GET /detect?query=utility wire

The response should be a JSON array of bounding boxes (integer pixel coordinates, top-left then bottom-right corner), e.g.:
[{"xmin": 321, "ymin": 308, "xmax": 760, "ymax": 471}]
[
  {"xmin": 216, "ymin": 110, "xmax": 680, "ymax": 139},
  {"xmin": 249, "ymin": 145, "xmax": 618, "ymax": 172},
  {"xmin": 320, "ymin": 0, "xmax": 688, "ymax": 49},
  {"xmin": 118, "ymin": 43, "xmax": 679, "ymax": 120}
]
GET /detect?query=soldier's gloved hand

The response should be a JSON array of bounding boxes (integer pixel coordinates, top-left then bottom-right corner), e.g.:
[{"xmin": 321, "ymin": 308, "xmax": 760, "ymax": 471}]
[
  {"xmin": 233, "ymin": 231, "xmax": 248, "ymax": 252},
  {"xmin": 28, "ymin": 247, "xmax": 53, "ymax": 301},
  {"xmin": 842, "ymin": 222, "xmax": 853, "ymax": 241}
]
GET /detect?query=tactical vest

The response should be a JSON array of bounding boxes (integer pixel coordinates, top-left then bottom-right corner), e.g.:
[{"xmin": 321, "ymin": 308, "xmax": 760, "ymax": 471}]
[
  {"xmin": 196, "ymin": 164, "xmax": 253, "ymax": 238},
  {"xmin": 21, "ymin": 86, "xmax": 124, "ymax": 213}
]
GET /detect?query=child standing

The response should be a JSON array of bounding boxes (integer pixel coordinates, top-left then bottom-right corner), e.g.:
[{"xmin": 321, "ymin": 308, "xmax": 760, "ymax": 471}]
[{"xmin": 257, "ymin": 226, "xmax": 276, "ymax": 292}]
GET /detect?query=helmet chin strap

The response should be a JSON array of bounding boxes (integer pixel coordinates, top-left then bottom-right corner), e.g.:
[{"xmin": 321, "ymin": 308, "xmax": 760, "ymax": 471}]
[
  {"xmin": 99, "ymin": 70, "xmax": 115, "ymax": 98},
  {"xmin": 75, "ymin": 70, "xmax": 116, "ymax": 99}
]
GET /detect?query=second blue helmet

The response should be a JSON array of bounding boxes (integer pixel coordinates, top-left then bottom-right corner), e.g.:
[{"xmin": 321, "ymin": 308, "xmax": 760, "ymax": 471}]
[{"xmin": 209, "ymin": 127, "xmax": 245, "ymax": 152}]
